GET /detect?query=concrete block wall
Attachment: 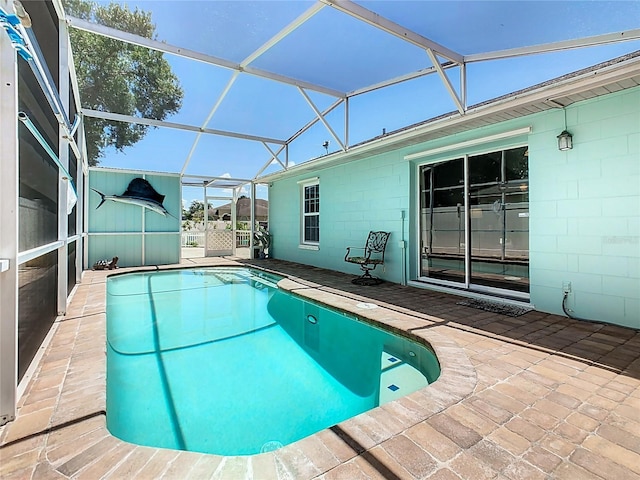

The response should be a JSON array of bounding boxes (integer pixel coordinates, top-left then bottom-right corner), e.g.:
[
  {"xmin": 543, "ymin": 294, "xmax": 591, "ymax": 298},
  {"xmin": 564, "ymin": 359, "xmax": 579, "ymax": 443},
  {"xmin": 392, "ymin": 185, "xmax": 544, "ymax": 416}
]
[
  {"xmin": 269, "ymin": 153, "xmax": 410, "ymax": 284},
  {"xmin": 269, "ymin": 86, "xmax": 640, "ymax": 328},
  {"xmin": 529, "ymin": 87, "xmax": 639, "ymax": 328}
]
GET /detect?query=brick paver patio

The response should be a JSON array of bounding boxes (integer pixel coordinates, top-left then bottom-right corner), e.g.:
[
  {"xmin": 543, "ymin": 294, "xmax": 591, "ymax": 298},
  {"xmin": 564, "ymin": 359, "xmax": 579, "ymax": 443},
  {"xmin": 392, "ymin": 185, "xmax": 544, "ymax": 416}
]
[{"xmin": 1, "ymin": 257, "xmax": 639, "ymax": 479}]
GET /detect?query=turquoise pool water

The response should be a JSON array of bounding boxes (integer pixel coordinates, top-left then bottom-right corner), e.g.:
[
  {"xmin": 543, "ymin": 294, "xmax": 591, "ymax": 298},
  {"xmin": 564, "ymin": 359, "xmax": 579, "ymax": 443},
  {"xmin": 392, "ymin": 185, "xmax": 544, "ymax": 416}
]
[{"xmin": 106, "ymin": 267, "xmax": 440, "ymax": 456}]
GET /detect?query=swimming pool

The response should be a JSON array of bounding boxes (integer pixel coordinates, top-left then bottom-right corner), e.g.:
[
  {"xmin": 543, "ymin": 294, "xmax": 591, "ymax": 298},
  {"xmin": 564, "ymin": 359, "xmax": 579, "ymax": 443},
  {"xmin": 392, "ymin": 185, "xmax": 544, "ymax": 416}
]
[{"xmin": 106, "ymin": 267, "xmax": 440, "ymax": 456}]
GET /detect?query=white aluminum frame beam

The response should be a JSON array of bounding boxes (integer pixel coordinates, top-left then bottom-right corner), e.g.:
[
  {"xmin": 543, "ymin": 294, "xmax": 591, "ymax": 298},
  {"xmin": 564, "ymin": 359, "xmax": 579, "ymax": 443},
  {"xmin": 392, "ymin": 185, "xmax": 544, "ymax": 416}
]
[
  {"xmin": 250, "ymin": 182, "xmax": 256, "ymax": 255},
  {"xmin": 460, "ymin": 63, "xmax": 467, "ymax": 112},
  {"xmin": 0, "ymin": 1, "xmax": 19, "ymax": 425},
  {"xmin": 181, "ymin": 174, "xmax": 252, "ymax": 186},
  {"xmin": 181, "ymin": 3, "xmax": 324, "ymax": 176},
  {"xmin": 320, "ymin": 0, "xmax": 463, "ymax": 65},
  {"xmin": 67, "ymin": 16, "xmax": 345, "ymax": 99},
  {"xmin": 51, "ymin": 0, "xmax": 65, "ymax": 21},
  {"xmin": 75, "ymin": 119, "xmax": 84, "ymax": 281},
  {"xmin": 57, "ymin": 17, "xmax": 70, "ymax": 315},
  {"xmin": 465, "ymin": 29, "xmax": 640, "ymax": 63},
  {"xmin": 241, "ymin": 2, "xmax": 325, "ymax": 67},
  {"xmin": 286, "ymin": 98, "xmax": 344, "ymax": 144},
  {"xmin": 82, "ymin": 108, "xmax": 286, "ymax": 145},
  {"xmin": 10, "ymin": 10, "xmax": 83, "ymax": 161},
  {"xmin": 298, "ymin": 87, "xmax": 346, "ymax": 151},
  {"xmin": 262, "ymin": 142, "xmax": 286, "ymax": 170},
  {"xmin": 344, "ymin": 96, "xmax": 349, "ymax": 149},
  {"xmin": 426, "ymin": 49, "xmax": 465, "ymax": 114},
  {"xmin": 259, "ymin": 54, "xmax": 640, "ymax": 185},
  {"xmin": 82, "ymin": 119, "xmax": 89, "ymax": 270},
  {"xmin": 18, "ymin": 241, "xmax": 65, "ymax": 267},
  {"xmin": 66, "ymin": 34, "xmax": 82, "ymax": 131},
  {"xmin": 180, "ymin": 71, "xmax": 240, "ymax": 175},
  {"xmin": 254, "ymin": 144, "xmax": 288, "ymax": 179},
  {"xmin": 348, "ymin": 62, "xmax": 454, "ymax": 97},
  {"xmin": 206, "ymin": 178, "xmax": 250, "ymax": 189}
]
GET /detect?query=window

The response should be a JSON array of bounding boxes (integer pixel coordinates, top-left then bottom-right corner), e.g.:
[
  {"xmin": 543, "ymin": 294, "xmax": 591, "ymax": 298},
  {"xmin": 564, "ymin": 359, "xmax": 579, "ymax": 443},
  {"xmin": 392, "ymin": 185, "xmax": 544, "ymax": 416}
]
[{"xmin": 301, "ymin": 179, "xmax": 319, "ymax": 245}]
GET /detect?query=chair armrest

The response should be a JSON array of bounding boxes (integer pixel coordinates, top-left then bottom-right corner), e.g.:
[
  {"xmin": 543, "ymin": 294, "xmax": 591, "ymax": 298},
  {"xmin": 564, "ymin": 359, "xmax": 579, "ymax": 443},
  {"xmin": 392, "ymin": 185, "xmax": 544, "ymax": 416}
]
[{"xmin": 345, "ymin": 246, "xmax": 365, "ymax": 261}]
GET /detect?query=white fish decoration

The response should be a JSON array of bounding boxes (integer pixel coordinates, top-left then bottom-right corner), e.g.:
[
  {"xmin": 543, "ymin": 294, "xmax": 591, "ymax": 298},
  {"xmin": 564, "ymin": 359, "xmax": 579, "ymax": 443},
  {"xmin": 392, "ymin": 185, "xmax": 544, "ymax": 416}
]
[{"xmin": 91, "ymin": 178, "xmax": 175, "ymax": 217}]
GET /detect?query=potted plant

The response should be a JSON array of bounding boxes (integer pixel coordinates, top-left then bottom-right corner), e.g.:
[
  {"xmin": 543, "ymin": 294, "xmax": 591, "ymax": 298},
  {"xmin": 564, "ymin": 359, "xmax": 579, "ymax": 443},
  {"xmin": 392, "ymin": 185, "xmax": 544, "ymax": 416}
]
[{"xmin": 253, "ymin": 228, "xmax": 271, "ymax": 259}]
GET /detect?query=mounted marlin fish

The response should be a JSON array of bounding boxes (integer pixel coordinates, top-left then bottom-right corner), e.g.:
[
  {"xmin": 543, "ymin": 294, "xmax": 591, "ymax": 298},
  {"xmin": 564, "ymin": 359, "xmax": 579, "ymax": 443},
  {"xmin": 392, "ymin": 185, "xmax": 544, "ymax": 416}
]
[{"xmin": 91, "ymin": 178, "xmax": 175, "ymax": 218}]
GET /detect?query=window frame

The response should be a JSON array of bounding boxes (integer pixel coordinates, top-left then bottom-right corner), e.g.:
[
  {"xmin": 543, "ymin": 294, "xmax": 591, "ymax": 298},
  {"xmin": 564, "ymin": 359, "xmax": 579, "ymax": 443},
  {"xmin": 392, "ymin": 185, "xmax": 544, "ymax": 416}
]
[{"xmin": 299, "ymin": 178, "xmax": 320, "ymax": 248}]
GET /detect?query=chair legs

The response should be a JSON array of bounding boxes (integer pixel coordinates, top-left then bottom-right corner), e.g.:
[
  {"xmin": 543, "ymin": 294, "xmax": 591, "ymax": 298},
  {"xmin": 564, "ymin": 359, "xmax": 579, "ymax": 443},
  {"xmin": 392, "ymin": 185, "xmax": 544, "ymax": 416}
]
[{"xmin": 351, "ymin": 266, "xmax": 383, "ymax": 286}]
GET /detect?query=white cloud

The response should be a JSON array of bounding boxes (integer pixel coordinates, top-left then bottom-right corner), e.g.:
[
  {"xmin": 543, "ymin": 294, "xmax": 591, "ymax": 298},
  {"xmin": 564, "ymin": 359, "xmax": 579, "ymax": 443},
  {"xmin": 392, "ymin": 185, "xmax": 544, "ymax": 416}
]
[{"xmin": 182, "ymin": 198, "xmax": 201, "ymax": 207}]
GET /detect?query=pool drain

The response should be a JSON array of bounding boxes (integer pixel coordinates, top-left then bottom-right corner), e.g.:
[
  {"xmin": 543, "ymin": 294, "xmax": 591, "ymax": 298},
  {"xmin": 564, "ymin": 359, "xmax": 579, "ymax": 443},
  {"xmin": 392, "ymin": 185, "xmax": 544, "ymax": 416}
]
[{"xmin": 261, "ymin": 441, "xmax": 284, "ymax": 453}]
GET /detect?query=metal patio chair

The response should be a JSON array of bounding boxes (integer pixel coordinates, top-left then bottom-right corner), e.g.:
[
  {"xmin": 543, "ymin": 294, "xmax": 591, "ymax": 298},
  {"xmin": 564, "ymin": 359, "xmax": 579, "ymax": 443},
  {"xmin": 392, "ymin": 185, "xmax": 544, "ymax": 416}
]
[{"xmin": 344, "ymin": 231, "xmax": 390, "ymax": 285}]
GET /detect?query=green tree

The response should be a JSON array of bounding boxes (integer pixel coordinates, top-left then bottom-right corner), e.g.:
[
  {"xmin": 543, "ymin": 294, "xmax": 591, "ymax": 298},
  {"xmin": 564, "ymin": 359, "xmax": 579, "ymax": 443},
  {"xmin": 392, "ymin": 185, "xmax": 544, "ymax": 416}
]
[
  {"xmin": 182, "ymin": 200, "xmax": 212, "ymax": 223},
  {"xmin": 64, "ymin": 0, "xmax": 183, "ymax": 165}
]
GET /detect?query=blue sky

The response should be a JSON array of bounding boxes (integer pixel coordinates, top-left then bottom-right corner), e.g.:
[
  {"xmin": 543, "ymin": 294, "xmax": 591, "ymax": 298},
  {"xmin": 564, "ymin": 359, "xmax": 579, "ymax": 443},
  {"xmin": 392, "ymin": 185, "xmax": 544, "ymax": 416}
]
[{"xmin": 88, "ymin": 1, "xmax": 640, "ymax": 206}]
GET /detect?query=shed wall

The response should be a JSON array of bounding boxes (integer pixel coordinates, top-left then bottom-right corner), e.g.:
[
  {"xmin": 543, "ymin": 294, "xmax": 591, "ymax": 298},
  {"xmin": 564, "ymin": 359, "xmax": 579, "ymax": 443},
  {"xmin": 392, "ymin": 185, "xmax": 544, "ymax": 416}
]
[{"xmin": 88, "ymin": 168, "xmax": 181, "ymax": 267}]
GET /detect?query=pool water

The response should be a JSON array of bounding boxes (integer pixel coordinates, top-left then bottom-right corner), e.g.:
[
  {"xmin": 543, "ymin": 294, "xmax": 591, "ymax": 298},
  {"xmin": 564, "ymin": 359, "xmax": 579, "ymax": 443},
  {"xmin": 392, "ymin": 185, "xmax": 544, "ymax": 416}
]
[{"xmin": 106, "ymin": 267, "xmax": 440, "ymax": 456}]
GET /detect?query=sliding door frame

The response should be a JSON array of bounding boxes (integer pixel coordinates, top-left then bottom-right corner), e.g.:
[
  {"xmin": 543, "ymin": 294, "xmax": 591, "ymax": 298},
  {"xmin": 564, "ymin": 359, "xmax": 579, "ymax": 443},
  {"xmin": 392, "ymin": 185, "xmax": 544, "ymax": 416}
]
[{"xmin": 414, "ymin": 143, "xmax": 530, "ymax": 302}]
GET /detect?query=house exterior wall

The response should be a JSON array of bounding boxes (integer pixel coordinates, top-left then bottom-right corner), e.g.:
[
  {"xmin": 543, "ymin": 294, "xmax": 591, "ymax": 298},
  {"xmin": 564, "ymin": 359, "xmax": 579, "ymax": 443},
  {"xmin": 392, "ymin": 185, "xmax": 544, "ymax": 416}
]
[
  {"xmin": 268, "ymin": 86, "xmax": 640, "ymax": 329},
  {"xmin": 269, "ymin": 153, "xmax": 410, "ymax": 284},
  {"xmin": 528, "ymin": 86, "xmax": 639, "ymax": 329},
  {"xmin": 88, "ymin": 168, "xmax": 181, "ymax": 267}
]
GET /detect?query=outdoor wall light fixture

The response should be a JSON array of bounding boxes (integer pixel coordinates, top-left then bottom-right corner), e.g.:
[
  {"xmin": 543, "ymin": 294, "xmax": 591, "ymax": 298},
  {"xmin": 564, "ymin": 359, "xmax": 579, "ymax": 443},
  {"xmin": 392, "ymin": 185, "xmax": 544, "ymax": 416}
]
[
  {"xmin": 557, "ymin": 106, "xmax": 573, "ymax": 151},
  {"xmin": 322, "ymin": 140, "xmax": 329, "ymax": 154},
  {"xmin": 557, "ymin": 130, "xmax": 573, "ymax": 151}
]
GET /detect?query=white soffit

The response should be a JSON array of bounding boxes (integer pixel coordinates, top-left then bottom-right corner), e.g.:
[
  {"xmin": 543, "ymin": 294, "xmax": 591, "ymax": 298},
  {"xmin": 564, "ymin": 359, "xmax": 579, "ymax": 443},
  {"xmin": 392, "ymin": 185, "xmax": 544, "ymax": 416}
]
[{"xmin": 404, "ymin": 127, "xmax": 532, "ymax": 161}]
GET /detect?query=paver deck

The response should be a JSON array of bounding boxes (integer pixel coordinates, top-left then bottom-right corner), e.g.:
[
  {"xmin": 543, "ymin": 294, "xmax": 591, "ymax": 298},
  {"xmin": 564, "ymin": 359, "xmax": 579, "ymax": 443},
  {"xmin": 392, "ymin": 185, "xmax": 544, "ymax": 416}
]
[{"xmin": 1, "ymin": 256, "xmax": 639, "ymax": 479}]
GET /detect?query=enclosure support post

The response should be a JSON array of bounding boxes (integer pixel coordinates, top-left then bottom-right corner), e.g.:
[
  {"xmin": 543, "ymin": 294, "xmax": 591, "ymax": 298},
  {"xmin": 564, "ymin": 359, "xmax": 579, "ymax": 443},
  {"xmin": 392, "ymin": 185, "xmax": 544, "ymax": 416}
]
[
  {"xmin": 250, "ymin": 182, "xmax": 256, "ymax": 258},
  {"xmin": 344, "ymin": 96, "xmax": 349, "ymax": 150},
  {"xmin": 0, "ymin": 0, "xmax": 19, "ymax": 425},
  {"xmin": 203, "ymin": 183, "xmax": 208, "ymax": 256},
  {"xmin": 57, "ymin": 17, "xmax": 70, "ymax": 314}
]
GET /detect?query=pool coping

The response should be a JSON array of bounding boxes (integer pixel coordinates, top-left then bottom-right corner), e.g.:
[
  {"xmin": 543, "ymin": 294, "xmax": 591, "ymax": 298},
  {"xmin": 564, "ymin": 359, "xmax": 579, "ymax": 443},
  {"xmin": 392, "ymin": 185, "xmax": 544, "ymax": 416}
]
[{"xmin": 0, "ymin": 261, "xmax": 477, "ymax": 479}]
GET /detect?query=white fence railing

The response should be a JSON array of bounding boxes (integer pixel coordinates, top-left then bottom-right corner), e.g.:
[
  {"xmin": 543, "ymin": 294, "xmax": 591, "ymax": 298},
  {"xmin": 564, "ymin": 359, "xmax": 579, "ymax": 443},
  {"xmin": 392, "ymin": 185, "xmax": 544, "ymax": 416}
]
[
  {"xmin": 182, "ymin": 232, "xmax": 205, "ymax": 247},
  {"xmin": 181, "ymin": 231, "xmax": 252, "ymax": 248},
  {"xmin": 236, "ymin": 231, "xmax": 251, "ymax": 247}
]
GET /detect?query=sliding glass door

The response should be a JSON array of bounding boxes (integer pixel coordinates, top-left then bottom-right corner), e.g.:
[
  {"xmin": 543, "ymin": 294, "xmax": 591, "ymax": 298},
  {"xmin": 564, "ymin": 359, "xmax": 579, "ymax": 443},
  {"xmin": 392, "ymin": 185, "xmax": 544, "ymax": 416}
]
[
  {"xmin": 419, "ymin": 158, "xmax": 465, "ymax": 284},
  {"xmin": 419, "ymin": 146, "xmax": 529, "ymax": 296}
]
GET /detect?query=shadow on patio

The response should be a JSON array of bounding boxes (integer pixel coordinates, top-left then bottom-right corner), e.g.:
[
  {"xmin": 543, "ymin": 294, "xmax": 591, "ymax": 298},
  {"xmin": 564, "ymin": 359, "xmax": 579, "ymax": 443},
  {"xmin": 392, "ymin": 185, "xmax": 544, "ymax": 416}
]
[{"xmin": 239, "ymin": 258, "xmax": 640, "ymax": 381}]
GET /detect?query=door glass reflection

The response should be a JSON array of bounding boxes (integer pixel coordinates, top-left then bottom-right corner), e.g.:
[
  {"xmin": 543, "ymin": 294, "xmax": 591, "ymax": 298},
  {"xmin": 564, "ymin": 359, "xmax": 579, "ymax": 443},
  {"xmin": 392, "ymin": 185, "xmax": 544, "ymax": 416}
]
[
  {"xmin": 468, "ymin": 147, "xmax": 529, "ymax": 292},
  {"xmin": 420, "ymin": 158, "xmax": 465, "ymax": 283},
  {"xmin": 419, "ymin": 146, "xmax": 529, "ymax": 294}
]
